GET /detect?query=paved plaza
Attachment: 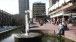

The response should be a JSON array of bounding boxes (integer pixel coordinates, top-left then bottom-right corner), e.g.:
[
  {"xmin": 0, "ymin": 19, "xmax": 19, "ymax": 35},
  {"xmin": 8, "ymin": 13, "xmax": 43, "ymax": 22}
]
[{"xmin": 30, "ymin": 22, "xmax": 76, "ymax": 42}]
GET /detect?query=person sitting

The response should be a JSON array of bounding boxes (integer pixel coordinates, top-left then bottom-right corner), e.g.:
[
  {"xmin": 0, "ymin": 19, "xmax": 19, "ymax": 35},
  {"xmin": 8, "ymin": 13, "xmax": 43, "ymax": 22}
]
[
  {"xmin": 62, "ymin": 22, "xmax": 69, "ymax": 30},
  {"xmin": 56, "ymin": 23, "xmax": 64, "ymax": 35}
]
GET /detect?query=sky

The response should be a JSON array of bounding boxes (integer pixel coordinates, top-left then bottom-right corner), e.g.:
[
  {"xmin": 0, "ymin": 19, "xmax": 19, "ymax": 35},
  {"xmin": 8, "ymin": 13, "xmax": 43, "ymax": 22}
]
[{"xmin": 0, "ymin": 0, "xmax": 49, "ymax": 14}]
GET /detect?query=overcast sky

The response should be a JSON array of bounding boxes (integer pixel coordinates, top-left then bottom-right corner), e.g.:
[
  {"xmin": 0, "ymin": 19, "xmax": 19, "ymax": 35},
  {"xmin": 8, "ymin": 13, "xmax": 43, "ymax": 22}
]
[{"xmin": 0, "ymin": 0, "xmax": 49, "ymax": 14}]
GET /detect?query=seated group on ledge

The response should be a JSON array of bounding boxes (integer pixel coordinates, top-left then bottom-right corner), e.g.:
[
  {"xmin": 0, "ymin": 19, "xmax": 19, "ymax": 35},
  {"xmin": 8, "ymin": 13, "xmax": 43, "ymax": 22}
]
[{"xmin": 56, "ymin": 22, "xmax": 69, "ymax": 36}]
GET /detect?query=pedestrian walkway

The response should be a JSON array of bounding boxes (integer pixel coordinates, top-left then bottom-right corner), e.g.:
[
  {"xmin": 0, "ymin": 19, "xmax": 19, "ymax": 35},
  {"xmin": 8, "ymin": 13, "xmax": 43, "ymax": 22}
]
[
  {"xmin": 65, "ymin": 24, "xmax": 76, "ymax": 42},
  {"xmin": 0, "ymin": 26, "xmax": 18, "ymax": 34},
  {"xmin": 30, "ymin": 22, "xmax": 76, "ymax": 42}
]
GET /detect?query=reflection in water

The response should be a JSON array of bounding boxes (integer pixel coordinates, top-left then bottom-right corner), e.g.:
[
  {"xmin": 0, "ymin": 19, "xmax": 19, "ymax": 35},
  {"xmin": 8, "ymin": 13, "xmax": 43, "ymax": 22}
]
[
  {"xmin": 56, "ymin": 36, "xmax": 65, "ymax": 42},
  {"xmin": 42, "ymin": 35, "xmax": 75, "ymax": 42},
  {"xmin": 1, "ymin": 34, "xmax": 15, "ymax": 42},
  {"xmin": 0, "ymin": 28, "xmax": 75, "ymax": 42},
  {"xmin": 0, "ymin": 33, "xmax": 11, "ymax": 41},
  {"xmin": 0, "ymin": 28, "xmax": 22, "ymax": 42}
]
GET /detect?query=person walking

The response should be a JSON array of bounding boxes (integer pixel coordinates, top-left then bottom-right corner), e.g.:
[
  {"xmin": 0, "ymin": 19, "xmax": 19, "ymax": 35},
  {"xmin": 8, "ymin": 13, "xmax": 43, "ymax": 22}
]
[
  {"xmin": 57, "ymin": 19, "xmax": 59, "ymax": 25},
  {"xmin": 40, "ymin": 20, "xmax": 43, "ymax": 26}
]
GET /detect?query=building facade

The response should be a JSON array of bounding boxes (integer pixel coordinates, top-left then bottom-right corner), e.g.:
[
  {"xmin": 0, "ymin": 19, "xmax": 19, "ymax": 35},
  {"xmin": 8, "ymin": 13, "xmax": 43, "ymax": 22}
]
[
  {"xmin": 49, "ymin": 0, "xmax": 57, "ymax": 7},
  {"xmin": 0, "ymin": 10, "xmax": 12, "ymax": 26},
  {"xmin": 49, "ymin": 0, "xmax": 76, "ymax": 25},
  {"xmin": 19, "ymin": 0, "xmax": 29, "ymax": 16},
  {"xmin": 33, "ymin": 2, "xmax": 46, "ymax": 21}
]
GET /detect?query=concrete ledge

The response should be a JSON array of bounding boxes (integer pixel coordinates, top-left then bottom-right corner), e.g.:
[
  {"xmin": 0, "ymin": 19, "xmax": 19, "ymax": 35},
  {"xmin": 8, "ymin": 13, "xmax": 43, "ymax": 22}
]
[
  {"xmin": 14, "ymin": 33, "xmax": 42, "ymax": 42},
  {"xmin": 65, "ymin": 31, "xmax": 76, "ymax": 42},
  {"xmin": 0, "ymin": 27, "xmax": 19, "ymax": 34}
]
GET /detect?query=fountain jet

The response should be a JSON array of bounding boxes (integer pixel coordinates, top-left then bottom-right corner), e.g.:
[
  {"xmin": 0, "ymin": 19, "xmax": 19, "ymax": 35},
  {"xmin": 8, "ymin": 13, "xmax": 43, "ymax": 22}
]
[{"xmin": 25, "ymin": 10, "xmax": 29, "ymax": 36}]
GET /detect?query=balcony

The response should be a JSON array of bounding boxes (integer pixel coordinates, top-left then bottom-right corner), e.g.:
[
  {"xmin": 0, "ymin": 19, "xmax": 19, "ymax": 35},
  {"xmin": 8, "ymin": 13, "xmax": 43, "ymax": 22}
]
[{"xmin": 49, "ymin": 0, "xmax": 71, "ymax": 14}]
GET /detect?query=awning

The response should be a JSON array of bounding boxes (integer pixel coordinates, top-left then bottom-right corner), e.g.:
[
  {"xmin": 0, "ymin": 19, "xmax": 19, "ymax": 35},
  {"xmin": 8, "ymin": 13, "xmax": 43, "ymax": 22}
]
[
  {"xmin": 51, "ymin": 13, "xmax": 76, "ymax": 18},
  {"xmin": 72, "ymin": 16, "xmax": 76, "ymax": 17},
  {"xmin": 51, "ymin": 13, "xmax": 63, "ymax": 18}
]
